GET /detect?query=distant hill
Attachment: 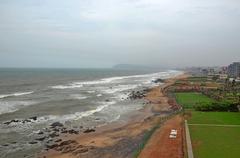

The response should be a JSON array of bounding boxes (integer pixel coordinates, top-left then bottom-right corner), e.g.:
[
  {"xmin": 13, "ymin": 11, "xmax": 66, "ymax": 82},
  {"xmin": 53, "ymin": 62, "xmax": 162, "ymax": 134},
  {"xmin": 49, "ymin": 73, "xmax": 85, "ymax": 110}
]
[{"xmin": 113, "ymin": 64, "xmax": 165, "ymax": 70}]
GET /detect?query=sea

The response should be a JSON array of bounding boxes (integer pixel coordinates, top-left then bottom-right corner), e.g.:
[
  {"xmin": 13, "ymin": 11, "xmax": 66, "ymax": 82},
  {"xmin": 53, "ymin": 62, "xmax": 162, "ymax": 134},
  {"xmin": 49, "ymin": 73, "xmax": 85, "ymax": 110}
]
[{"xmin": 0, "ymin": 68, "xmax": 182, "ymax": 158}]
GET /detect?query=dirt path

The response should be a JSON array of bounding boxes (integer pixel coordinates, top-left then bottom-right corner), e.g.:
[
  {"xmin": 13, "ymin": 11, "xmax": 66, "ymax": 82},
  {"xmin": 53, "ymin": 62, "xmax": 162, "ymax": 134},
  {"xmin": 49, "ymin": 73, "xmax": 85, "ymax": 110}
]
[{"xmin": 138, "ymin": 115, "xmax": 184, "ymax": 158}]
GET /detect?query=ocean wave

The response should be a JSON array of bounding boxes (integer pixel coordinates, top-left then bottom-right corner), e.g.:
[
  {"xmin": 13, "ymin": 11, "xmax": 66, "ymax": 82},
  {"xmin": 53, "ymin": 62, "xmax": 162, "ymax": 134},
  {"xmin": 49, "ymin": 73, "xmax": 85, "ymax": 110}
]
[
  {"xmin": 70, "ymin": 94, "xmax": 88, "ymax": 100},
  {"xmin": 0, "ymin": 101, "xmax": 36, "ymax": 115},
  {"xmin": 102, "ymin": 84, "xmax": 139, "ymax": 94},
  {"xmin": 50, "ymin": 70, "xmax": 182, "ymax": 90},
  {"xmin": 97, "ymin": 94, "xmax": 102, "ymax": 97},
  {"xmin": 51, "ymin": 84, "xmax": 83, "ymax": 89},
  {"xmin": 0, "ymin": 91, "xmax": 34, "ymax": 99},
  {"xmin": 36, "ymin": 101, "xmax": 116, "ymax": 123}
]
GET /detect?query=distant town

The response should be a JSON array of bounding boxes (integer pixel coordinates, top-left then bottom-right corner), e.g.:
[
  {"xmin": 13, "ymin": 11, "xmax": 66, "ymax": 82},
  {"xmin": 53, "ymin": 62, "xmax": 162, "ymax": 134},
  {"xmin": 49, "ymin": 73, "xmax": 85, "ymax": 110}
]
[{"xmin": 185, "ymin": 61, "xmax": 240, "ymax": 81}]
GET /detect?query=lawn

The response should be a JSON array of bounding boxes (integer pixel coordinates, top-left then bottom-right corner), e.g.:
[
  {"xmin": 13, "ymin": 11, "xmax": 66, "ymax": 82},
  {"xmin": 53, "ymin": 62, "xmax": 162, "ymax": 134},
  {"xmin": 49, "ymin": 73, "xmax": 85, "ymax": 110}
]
[
  {"xmin": 188, "ymin": 111, "xmax": 240, "ymax": 158},
  {"xmin": 188, "ymin": 111, "xmax": 240, "ymax": 125},
  {"xmin": 189, "ymin": 125, "xmax": 240, "ymax": 158},
  {"xmin": 175, "ymin": 92, "xmax": 215, "ymax": 109}
]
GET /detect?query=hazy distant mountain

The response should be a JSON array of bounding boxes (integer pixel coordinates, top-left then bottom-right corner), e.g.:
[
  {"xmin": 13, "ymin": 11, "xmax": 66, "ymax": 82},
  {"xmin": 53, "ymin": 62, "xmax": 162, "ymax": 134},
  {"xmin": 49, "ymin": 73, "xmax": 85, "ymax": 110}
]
[{"xmin": 113, "ymin": 64, "xmax": 165, "ymax": 70}]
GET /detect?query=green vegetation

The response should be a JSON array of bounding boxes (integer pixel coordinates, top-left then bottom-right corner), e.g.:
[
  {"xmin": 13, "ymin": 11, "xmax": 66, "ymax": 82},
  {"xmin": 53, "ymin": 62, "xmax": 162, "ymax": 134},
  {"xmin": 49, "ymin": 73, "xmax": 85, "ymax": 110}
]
[
  {"xmin": 188, "ymin": 111, "xmax": 240, "ymax": 125},
  {"xmin": 189, "ymin": 125, "xmax": 240, "ymax": 158},
  {"xmin": 186, "ymin": 77, "xmax": 207, "ymax": 82},
  {"xmin": 195, "ymin": 100, "xmax": 238, "ymax": 112},
  {"xmin": 188, "ymin": 111, "xmax": 240, "ymax": 158},
  {"xmin": 175, "ymin": 92, "xmax": 215, "ymax": 109},
  {"xmin": 173, "ymin": 77, "xmax": 240, "ymax": 158},
  {"xmin": 133, "ymin": 124, "xmax": 159, "ymax": 158},
  {"xmin": 175, "ymin": 92, "xmax": 238, "ymax": 111}
]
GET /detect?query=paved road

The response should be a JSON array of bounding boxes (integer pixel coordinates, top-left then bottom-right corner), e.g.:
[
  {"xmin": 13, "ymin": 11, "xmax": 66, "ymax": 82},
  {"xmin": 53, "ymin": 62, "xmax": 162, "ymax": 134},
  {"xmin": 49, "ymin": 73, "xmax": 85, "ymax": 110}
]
[{"xmin": 185, "ymin": 120, "xmax": 194, "ymax": 158}]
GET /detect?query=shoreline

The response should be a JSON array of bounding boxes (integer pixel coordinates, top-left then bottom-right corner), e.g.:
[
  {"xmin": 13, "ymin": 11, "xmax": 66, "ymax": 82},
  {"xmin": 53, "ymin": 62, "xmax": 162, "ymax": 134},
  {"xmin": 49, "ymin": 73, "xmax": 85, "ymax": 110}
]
[{"xmin": 40, "ymin": 73, "xmax": 188, "ymax": 158}]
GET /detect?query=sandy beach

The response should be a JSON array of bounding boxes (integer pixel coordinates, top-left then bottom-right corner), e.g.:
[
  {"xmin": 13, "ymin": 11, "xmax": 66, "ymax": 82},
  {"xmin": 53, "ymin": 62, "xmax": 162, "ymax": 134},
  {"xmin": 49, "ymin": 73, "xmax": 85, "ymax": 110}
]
[{"xmin": 40, "ymin": 74, "xmax": 187, "ymax": 158}]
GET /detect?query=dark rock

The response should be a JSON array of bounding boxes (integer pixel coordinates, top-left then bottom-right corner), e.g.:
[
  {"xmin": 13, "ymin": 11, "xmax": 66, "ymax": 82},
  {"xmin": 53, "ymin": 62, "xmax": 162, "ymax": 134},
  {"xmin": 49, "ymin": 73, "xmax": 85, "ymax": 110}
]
[
  {"xmin": 83, "ymin": 128, "xmax": 95, "ymax": 133},
  {"xmin": 29, "ymin": 116, "xmax": 37, "ymax": 121},
  {"xmin": 152, "ymin": 78, "xmax": 165, "ymax": 83},
  {"xmin": 55, "ymin": 139, "xmax": 62, "ymax": 143},
  {"xmin": 22, "ymin": 119, "xmax": 31, "ymax": 123},
  {"xmin": 37, "ymin": 131, "xmax": 44, "ymax": 135},
  {"xmin": 68, "ymin": 129, "xmax": 79, "ymax": 134},
  {"xmin": 105, "ymin": 99, "xmax": 110, "ymax": 102},
  {"xmin": 36, "ymin": 137, "xmax": 46, "ymax": 141},
  {"xmin": 49, "ymin": 132, "xmax": 59, "ymax": 138},
  {"xmin": 3, "ymin": 121, "xmax": 11, "ymax": 125},
  {"xmin": 50, "ymin": 122, "xmax": 64, "ymax": 128},
  {"xmin": 61, "ymin": 130, "xmax": 68, "ymax": 134},
  {"xmin": 29, "ymin": 141, "xmax": 38, "ymax": 144},
  {"xmin": 46, "ymin": 143, "xmax": 58, "ymax": 149},
  {"xmin": 2, "ymin": 144, "xmax": 9, "ymax": 146},
  {"xmin": 59, "ymin": 140, "xmax": 77, "ymax": 146}
]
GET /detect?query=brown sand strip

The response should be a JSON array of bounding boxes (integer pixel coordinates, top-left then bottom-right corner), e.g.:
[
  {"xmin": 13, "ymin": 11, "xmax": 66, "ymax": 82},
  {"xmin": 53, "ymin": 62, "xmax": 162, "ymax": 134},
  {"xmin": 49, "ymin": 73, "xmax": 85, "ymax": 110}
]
[{"xmin": 138, "ymin": 115, "xmax": 184, "ymax": 158}]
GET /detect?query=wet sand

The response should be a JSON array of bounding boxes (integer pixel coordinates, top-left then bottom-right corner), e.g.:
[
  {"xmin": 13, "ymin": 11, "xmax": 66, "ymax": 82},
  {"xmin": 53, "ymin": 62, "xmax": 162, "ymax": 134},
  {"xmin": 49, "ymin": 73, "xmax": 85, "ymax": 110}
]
[{"xmin": 40, "ymin": 74, "xmax": 187, "ymax": 158}]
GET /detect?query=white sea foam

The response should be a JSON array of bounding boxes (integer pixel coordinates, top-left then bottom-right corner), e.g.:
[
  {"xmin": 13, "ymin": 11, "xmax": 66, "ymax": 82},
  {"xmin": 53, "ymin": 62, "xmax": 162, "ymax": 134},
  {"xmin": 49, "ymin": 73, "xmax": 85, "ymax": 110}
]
[
  {"xmin": 70, "ymin": 94, "xmax": 88, "ymax": 100},
  {"xmin": 87, "ymin": 90, "xmax": 95, "ymax": 93},
  {"xmin": 51, "ymin": 84, "xmax": 83, "ymax": 89},
  {"xmin": 36, "ymin": 101, "xmax": 116, "ymax": 123},
  {"xmin": 0, "ymin": 91, "xmax": 34, "ymax": 99},
  {"xmin": 0, "ymin": 101, "xmax": 36, "ymax": 115},
  {"xmin": 109, "ymin": 115, "xmax": 121, "ymax": 123},
  {"xmin": 97, "ymin": 94, "xmax": 102, "ymax": 97},
  {"xmin": 102, "ymin": 84, "xmax": 139, "ymax": 94},
  {"xmin": 51, "ymin": 70, "xmax": 182, "ymax": 90}
]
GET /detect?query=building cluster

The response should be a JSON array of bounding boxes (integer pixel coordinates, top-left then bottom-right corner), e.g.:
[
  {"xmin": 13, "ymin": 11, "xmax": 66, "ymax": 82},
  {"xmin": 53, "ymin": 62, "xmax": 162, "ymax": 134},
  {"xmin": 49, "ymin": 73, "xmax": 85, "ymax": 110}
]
[
  {"xmin": 187, "ymin": 62, "xmax": 240, "ymax": 81},
  {"xmin": 227, "ymin": 62, "xmax": 240, "ymax": 78}
]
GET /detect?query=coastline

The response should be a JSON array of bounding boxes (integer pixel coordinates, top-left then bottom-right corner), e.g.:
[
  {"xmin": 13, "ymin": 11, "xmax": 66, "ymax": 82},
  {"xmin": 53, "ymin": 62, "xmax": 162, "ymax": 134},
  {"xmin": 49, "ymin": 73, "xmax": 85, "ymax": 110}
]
[{"xmin": 40, "ymin": 73, "xmax": 188, "ymax": 158}]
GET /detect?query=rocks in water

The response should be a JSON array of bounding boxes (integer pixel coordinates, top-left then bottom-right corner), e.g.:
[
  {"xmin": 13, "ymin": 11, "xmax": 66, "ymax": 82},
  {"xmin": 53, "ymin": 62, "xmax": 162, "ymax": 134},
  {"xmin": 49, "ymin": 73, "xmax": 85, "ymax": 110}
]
[
  {"xmin": 49, "ymin": 132, "xmax": 59, "ymax": 138},
  {"xmin": 37, "ymin": 131, "xmax": 44, "ymax": 135},
  {"xmin": 55, "ymin": 139, "xmax": 62, "ymax": 143},
  {"xmin": 4, "ymin": 117, "xmax": 38, "ymax": 125},
  {"xmin": 68, "ymin": 129, "xmax": 79, "ymax": 134},
  {"xmin": 46, "ymin": 143, "xmax": 59, "ymax": 149},
  {"xmin": 3, "ymin": 119, "xmax": 20, "ymax": 125},
  {"xmin": 35, "ymin": 137, "xmax": 46, "ymax": 141},
  {"xmin": 29, "ymin": 116, "xmax": 37, "ymax": 121},
  {"xmin": 83, "ymin": 128, "xmax": 95, "ymax": 133},
  {"xmin": 29, "ymin": 141, "xmax": 38, "ymax": 144},
  {"xmin": 50, "ymin": 122, "xmax": 64, "ymax": 128},
  {"xmin": 128, "ymin": 90, "xmax": 146, "ymax": 100},
  {"xmin": 152, "ymin": 78, "xmax": 165, "ymax": 83}
]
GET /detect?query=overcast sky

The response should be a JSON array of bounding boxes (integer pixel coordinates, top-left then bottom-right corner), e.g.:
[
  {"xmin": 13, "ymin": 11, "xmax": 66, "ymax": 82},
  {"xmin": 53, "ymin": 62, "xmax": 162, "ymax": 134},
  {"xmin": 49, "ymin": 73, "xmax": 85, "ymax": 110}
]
[{"xmin": 0, "ymin": 0, "xmax": 239, "ymax": 68}]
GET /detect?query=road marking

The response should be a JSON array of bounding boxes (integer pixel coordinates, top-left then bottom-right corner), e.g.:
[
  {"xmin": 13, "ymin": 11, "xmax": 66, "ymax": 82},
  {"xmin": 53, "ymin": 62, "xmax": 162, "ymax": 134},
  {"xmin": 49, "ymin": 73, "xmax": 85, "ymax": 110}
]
[
  {"xmin": 185, "ymin": 120, "xmax": 194, "ymax": 158},
  {"xmin": 188, "ymin": 124, "xmax": 240, "ymax": 127}
]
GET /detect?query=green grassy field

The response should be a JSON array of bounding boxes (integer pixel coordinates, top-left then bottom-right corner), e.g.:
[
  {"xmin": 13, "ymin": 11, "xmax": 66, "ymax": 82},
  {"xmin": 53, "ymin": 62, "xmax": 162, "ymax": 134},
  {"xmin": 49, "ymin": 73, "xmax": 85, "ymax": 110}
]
[
  {"xmin": 188, "ymin": 111, "xmax": 240, "ymax": 158},
  {"xmin": 188, "ymin": 111, "xmax": 240, "ymax": 125},
  {"xmin": 175, "ymin": 92, "xmax": 214, "ymax": 109},
  {"xmin": 189, "ymin": 125, "xmax": 240, "ymax": 158},
  {"xmin": 176, "ymin": 92, "xmax": 240, "ymax": 158}
]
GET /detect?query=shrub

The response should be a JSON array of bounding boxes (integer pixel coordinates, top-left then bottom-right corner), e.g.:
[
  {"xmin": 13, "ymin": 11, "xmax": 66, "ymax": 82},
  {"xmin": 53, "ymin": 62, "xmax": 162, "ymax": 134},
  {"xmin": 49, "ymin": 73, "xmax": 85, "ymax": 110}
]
[{"xmin": 194, "ymin": 101, "xmax": 239, "ymax": 112}]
